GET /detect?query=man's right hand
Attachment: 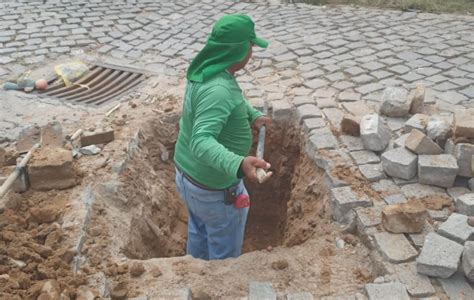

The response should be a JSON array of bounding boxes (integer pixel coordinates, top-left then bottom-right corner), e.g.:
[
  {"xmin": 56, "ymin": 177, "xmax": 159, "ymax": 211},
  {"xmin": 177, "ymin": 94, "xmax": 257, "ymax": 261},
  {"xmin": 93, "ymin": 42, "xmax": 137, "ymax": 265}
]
[{"xmin": 241, "ymin": 156, "xmax": 273, "ymax": 183}]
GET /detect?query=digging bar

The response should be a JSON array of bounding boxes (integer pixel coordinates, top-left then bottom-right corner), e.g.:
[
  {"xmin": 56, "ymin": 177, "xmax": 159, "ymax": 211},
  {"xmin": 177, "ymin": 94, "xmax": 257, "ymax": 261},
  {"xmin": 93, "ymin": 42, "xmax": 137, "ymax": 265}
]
[
  {"xmin": 0, "ymin": 143, "xmax": 40, "ymax": 206},
  {"xmin": 255, "ymin": 101, "xmax": 268, "ymax": 184}
]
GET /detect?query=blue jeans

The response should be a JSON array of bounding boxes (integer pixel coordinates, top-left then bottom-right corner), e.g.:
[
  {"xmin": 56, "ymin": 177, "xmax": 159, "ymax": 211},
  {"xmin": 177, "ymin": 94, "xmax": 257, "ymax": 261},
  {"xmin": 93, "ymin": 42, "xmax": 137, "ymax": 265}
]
[{"xmin": 175, "ymin": 168, "xmax": 249, "ymax": 260}]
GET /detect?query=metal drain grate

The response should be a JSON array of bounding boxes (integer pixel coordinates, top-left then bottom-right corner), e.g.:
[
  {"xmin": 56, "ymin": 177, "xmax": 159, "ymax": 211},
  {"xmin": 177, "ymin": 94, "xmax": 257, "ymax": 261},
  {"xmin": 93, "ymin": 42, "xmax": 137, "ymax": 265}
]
[{"xmin": 38, "ymin": 63, "xmax": 147, "ymax": 106}]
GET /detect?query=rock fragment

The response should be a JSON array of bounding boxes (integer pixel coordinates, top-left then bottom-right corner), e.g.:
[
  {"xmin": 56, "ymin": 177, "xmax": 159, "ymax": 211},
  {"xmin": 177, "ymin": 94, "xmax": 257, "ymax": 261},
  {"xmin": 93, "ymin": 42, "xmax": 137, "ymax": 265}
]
[
  {"xmin": 426, "ymin": 115, "xmax": 451, "ymax": 146},
  {"xmin": 405, "ymin": 129, "xmax": 443, "ymax": 155},
  {"xmin": 80, "ymin": 145, "xmax": 101, "ymax": 155},
  {"xmin": 416, "ymin": 232, "xmax": 463, "ymax": 278},
  {"xmin": 453, "ymin": 143, "xmax": 474, "ymax": 177},
  {"xmin": 404, "ymin": 113, "xmax": 429, "ymax": 133},
  {"xmin": 28, "ymin": 147, "xmax": 76, "ymax": 190},
  {"xmin": 80, "ymin": 128, "xmax": 114, "ymax": 147},
  {"xmin": 382, "ymin": 201, "xmax": 427, "ymax": 233},
  {"xmin": 365, "ymin": 282, "xmax": 409, "ymax": 300},
  {"xmin": 381, "ymin": 147, "xmax": 418, "ymax": 180},
  {"xmin": 409, "ymin": 83, "xmax": 425, "ymax": 114},
  {"xmin": 457, "ymin": 193, "xmax": 474, "ymax": 216},
  {"xmin": 463, "ymin": 241, "xmax": 474, "ymax": 282},
  {"xmin": 438, "ymin": 213, "xmax": 474, "ymax": 244},
  {"xmin": 380, "ymin": 87, "xmax": 410, "ymax": 117},
  {"xmin": 418, "ymin": 154, "xmax": 458, "ymax": 188},
  {"xmin": 330, "ymin": 186, "xmax": 372, "ymax": 223},
  {"xmin": 454, "ymin": 108, "xmax": 474, "ymax": 138},
  {"xmin": 360, "ymin": 113, "xmax": 391, "ymax": 151},
  {"xmin": 249, "ymin": 282, "xmax": 276, "ymax": 300},
  {"xmin": 373, "ymin": 232, "xmax": 417, "ymax": 263}
]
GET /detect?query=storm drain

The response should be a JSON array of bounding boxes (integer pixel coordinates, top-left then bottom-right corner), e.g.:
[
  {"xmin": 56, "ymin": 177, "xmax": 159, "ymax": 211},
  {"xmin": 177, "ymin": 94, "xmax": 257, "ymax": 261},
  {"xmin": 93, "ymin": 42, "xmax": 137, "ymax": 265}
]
[{"xmin": 38, "ymin": 63, "xmax": 147, "ymax": 106}]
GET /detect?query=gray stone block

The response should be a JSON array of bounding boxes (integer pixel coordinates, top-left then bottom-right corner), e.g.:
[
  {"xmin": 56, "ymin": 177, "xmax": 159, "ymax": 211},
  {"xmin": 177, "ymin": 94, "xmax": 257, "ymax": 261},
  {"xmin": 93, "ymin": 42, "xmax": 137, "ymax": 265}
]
[
  {"xmin": 444, "ymin": 138, "xmax": 455, "ymax": 156},
  {"xmin": 381, "ymin": 148, "xmax": 418, "ymax": 180},
  {"xmin": 404, "ymin": 114, "xmax": 429, "ymax": 133},
  {"xmin": 360, "ymin": 113, "xmax": 391, "ymax": 152},
  {"xmin": 323, "ymin": 108, "xmax": 344, "ymax": 130},
  {"xmin": 373, "ymin": 232, "xmax": 417, "ymax": 263},
  {"xmin": 271, "ymin": 100, "xmax": 292, "ymax": 121},
  {"xmin": 418, "ymin": 154, "xmax": 458, "ymax": 188},
  {"xmin": 296, "ymin": 104, "xmax": 322, "ymax": 123},
  {"xmin": 350, "ymin": 150, "xmax": 380, "ymax": 165},
  {"xmin": 462, "ymin": 241, "xmax": 474, "ymax": 282},
  {"xmin": 454, "ymin": 108, "xmax": 474, "ymax": 138},
  {"xmin": 416, "ymin": 232, "xmax": 464, "ymax": 278},
  {"xmin": 454, "ymin": 143, "xmax": 474, "ymax": 177},
  {"xmin": 249, "ymin": 282, "xmax": 276, "ymax": 300},
  {"xmin": 175, "ymin": 288, "xmax": 192, "ymax": 300},
  {"xmin": 426, "ymin": 116, "xmax": 451, "ymax": 144},
  {"xmin": 447, "ymin": 187, "xmax": 471, "ymax": 201},
  {"xmin": 438, "ymin": 213, "xmax": 474, "ymax": 244},
  {"xmin": 427, "ymin": 208, "xmax": 451, "ymax": 222},
  {"xmin": 438, "ymin": 273, "xmax": 474, "ymax": 299},
  {"xmin": 340, "ymin": 135, "xmax": 365, "ymax": 151},
  {"xmin": 306, "ymin": 149, "xmax": 351, "ymax": 171},
  {"xmin": 330, "ymin": 186, "xmax": 372, "ymax": 223},
  {"xmin": 457, "ymin": 193, "xmax": 474, "ymax": 216},
  {"xmin": 307, "ymin": 128, "xmax": 338, "ymax": 151},
  {"xmin": 356, "ymin": 206, "xmax": 383, "ymax": 231},
  {"xmin": 393, "ymin": 262, "xmax": 435, "ymax": 297},
  {"xmin": 400, "ymin": 183, "xmax": 446, "ymax": 199},
  {"xmin": 469, "ymin": 178, "xmax": 474, "ymax": 191},
  {"xmin": 405, "ymin": 129, "xmax": 443, "ymax": 155},
  {"xmin": 408, "ymin": 221, "xmax": 435, "ymax": 249},
  {"xmin": 302, "ymin": 118, "xmax": 326, "ymax": 133},
  {"xmin": 384, "ymin": 194, "xmax": 407, "ymax": 205},
  {"xmin": 380, "ymin": 87, "xmax": 410, "ymax": 117},
  {"xmin": 359, "ymin": 163, "xmax": 386, "ymax": 182},
  {"xmin": 287, "ymin": 292, "xmax": 314, "ymax": 300},
  {"xmin": 365, "ymin": 282, "xmax": 409, "ymax": 300}
]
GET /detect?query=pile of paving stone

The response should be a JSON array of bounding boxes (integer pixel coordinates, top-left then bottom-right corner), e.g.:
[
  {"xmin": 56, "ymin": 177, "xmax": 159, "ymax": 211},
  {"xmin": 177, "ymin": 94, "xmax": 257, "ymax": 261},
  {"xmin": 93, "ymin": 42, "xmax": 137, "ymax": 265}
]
[
  {"xmin": 349, "ymin": 85, "xmax": 474, "ymax": 297},
  {"xmin": 284, "ymin": 83, "xmax": 474, "ymax": 298},
  {"xmin": 357, "ymin": 85, "xmax": 474, "ymax": 190}
]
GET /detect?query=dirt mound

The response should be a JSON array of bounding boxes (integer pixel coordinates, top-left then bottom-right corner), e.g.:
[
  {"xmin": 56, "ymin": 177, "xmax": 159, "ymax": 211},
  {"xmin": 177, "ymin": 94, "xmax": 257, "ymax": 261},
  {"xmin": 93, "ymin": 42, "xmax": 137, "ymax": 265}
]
[{"xmin": 0, "ymin": 191, "xmax": 86, "ymax": 299}]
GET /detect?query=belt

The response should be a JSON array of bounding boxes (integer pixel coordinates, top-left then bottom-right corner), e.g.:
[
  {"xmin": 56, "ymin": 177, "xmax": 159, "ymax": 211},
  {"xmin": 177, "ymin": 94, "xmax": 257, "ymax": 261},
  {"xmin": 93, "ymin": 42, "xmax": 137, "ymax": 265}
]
[{"xmin": 176, "ymin": 166, "xmax": 237, "ymax": 192}]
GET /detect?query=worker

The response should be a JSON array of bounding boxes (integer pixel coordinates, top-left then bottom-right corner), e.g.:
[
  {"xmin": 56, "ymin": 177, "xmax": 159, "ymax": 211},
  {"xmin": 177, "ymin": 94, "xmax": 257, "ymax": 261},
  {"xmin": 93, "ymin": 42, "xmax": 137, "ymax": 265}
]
[{"xmin": 174, "ymin": 14, "xmax": 272, "ymax": 260}]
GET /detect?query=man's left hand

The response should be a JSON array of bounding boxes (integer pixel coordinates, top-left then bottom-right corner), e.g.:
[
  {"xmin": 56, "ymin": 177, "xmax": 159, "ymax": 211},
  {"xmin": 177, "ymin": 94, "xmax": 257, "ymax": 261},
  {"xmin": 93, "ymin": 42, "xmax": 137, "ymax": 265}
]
[{"xmin": 252, "ymin": 116, "xmax": 272, "ymax": 130}]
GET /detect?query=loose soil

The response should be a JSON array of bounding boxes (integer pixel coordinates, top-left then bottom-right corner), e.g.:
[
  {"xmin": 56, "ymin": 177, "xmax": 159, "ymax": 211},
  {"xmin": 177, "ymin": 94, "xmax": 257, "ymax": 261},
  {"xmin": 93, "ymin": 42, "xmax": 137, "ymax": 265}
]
[{"xmin": 1, "ymin": 80, "xmax": 376, "ymax": 299}]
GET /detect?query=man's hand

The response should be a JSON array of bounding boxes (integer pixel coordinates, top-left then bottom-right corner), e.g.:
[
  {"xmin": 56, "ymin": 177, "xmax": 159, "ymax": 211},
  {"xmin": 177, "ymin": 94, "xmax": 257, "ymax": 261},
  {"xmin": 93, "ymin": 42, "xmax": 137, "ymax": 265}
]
[
  {"xmin": 241, "ymin": 156, "xmax": 273, "ymax": 183},
  {"xmin": 252, "ymin": 116, "xmax": 272, "ymax": 131}
]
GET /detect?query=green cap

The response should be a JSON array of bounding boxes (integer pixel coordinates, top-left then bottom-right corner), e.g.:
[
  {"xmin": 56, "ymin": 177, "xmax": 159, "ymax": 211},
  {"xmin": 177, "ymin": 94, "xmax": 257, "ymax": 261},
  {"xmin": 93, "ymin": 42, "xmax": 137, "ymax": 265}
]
[
  {"xmin": 210, "ymin": 14, "xmax": 268, "ymax": 48},
  {"xmin": 187, "ymin": 14, "xmax": 269, "ymax": 82}
]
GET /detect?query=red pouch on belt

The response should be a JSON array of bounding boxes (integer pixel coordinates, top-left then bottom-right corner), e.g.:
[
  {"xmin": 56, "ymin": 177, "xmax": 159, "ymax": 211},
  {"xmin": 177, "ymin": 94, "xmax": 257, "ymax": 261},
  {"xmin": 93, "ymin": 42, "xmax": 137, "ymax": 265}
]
[{"xmin": 234, "ymin": 194, "xmax": 250, "ymax": 208}]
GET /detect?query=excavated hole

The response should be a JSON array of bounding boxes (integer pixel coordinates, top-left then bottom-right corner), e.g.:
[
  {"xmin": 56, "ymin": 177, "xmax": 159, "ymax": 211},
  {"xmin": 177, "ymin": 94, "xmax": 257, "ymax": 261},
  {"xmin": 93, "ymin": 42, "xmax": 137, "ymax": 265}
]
[{"xmin": 121, "ymin": 113, "xmax": 329, "ymax": 259}]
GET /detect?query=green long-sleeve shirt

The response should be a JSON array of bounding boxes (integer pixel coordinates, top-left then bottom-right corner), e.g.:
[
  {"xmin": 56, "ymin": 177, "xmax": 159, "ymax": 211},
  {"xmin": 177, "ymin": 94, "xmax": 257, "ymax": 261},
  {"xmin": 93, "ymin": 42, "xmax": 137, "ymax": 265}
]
[{"xmin": 174, "ymin": 71, "xmax": 263, "ymax": 189}]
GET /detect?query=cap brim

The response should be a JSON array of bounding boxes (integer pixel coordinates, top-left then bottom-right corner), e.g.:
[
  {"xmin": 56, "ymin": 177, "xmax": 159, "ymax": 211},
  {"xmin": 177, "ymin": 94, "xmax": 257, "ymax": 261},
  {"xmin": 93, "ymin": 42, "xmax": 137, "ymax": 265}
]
[{"xmin": 251, "ymin": 37, "xmax": 268, "ymax": 48}]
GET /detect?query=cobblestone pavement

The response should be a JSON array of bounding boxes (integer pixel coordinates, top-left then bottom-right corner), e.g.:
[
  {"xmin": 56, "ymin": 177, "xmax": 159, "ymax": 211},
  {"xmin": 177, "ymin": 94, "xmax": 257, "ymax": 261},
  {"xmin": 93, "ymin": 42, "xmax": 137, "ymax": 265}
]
[{"xmin": 0, "ymin": 0, "xmax": 473, "ymax": 136}]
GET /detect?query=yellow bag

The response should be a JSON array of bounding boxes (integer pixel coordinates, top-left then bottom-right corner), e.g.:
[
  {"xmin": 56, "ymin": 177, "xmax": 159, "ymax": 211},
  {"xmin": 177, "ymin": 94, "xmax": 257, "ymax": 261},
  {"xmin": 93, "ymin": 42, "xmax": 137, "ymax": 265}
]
[{"xmin": 54, "ymin": 62, "xmax": 89, "ymax": 86}]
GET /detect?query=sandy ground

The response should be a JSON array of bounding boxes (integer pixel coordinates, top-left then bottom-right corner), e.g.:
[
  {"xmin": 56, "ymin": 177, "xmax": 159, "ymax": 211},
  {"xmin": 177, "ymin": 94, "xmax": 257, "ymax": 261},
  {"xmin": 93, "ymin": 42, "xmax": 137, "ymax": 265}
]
[{"xmin": 1, "ymin": 76, "xmax": 376, "ymax": 299}]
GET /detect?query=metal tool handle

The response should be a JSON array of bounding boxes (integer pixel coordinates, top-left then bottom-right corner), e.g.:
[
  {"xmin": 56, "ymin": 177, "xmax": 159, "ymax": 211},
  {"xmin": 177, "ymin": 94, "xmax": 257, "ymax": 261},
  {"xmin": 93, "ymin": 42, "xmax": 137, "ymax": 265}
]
[
  {"xmin": 0, "ymin": 143, "xmax": 39, "ymax": 203},
  {"xmin": 256, "ymin": 102, "xmax": 268, "ymax": 183}
]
